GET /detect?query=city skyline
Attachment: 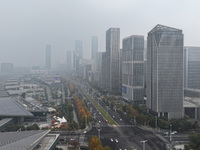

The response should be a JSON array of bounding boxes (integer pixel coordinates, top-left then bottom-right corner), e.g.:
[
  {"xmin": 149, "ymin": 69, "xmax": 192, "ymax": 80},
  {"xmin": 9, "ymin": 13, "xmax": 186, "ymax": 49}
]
[{"xmin": 1, "ymin": 0, "xmax": 200, "ymax": 66}]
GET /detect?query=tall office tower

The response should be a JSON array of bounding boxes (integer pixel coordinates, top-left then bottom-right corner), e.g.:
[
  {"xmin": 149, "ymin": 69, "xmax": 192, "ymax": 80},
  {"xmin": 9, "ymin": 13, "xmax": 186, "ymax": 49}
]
[
  {"xmin": 91, "ymin": 36, "xmax": 98, "ymax": 59},
  {"xmin": 119, "ymin": 49, "xmax": 123, "ymax": 92},
  {"xmin": 75, "ymin": 40, "xmax": 83, "ymax": 59},
  {"xmin": 73, "ymin": 51, "xmax": 76, "ymax": 69},
  {"xmin": 106, "ymin": 28, "xmax": 120, "ymax": 93},
  {"xmin": 66, "ymin": 51, "xmax": 72, "ymax": 70},
  {"xmin": 184, "ymin": 47, "xmax": 200, "ymax": 89},
  {"xmin": 122, "ymin": 35, "xmax": 144, "ymax": 105},
  {"xmin": 146, "ymin": 24, "xmax": 184, "ymax": 119},
  {"xmin": 45, "ymin": 45, "xmax": 51, "ymax": 70},
  {"xmin": 94, "ymin": 52, "xmax": 103, "ymax": 84},
  {"xmin": 101, "ymin": 52, "xmax": 107, "ymax": 89}
]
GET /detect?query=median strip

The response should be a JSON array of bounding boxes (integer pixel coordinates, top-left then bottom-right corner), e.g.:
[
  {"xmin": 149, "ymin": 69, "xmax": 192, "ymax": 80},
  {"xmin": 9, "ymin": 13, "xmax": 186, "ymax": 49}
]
[{"xmin": 81, "ymin": 88, "xmax": 117, "ymax": 125}]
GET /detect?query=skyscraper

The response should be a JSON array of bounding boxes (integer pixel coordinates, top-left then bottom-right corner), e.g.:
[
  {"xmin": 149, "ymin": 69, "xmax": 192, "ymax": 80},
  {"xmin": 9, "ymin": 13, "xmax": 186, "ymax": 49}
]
[
  {"xmin": 91, "ymin": 36, "xmax": 98, "ymax": 59},
  {"xmin": 75, "ymin": 40, "xmax": 83, "ymax": 59},
  {"xmin": 66, "ymin": 51, "xmax": 72, "ymax": 71},
  {"xmin": 122, "ymin": 35, "xmax": 144, "ymax": 105},
  {"xmin": 184, "ymin": 46, "xmax": 200, "ymax": 89},
  {"xmin": 146, "ymin": 24, "xmax": 184, "ymax": 119},
  {"xmin": 45, "ymin": 45, "xmax": 51, "ymax": 70},
  {"xmin": 106, "ymin": 28, "xmax": 120, "ymax": 93}
]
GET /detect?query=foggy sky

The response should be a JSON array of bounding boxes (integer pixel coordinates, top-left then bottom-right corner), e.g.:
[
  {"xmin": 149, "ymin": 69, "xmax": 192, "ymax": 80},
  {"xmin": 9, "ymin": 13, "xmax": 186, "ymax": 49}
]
[{"xmin": 0, "ymin": 0, "xmax": 200, "ymax": 67}]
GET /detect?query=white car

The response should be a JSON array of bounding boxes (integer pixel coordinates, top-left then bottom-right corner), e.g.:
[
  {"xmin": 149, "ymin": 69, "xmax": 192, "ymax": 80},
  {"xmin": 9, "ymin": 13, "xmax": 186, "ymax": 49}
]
[
  {"xmin": 110, "ymin": 138, "xmax": 113, "ymax": 142},
  {"xmin": 171, "ymin": 131, "xmax": 177, "ymax": 134},
  {"xmin": 115, "ymin": 139, "xmax": 118, "ymax": 143},
  {"xmin": 83, "ymin": 131, "xmax": 87, "ymax": 134}
]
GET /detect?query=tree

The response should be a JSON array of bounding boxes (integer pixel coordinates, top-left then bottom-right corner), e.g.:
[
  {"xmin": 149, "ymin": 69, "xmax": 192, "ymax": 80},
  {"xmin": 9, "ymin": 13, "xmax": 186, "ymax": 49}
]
[{"xmin": 89, "ymin": 136, "xmax": 103, "ymax": 150}]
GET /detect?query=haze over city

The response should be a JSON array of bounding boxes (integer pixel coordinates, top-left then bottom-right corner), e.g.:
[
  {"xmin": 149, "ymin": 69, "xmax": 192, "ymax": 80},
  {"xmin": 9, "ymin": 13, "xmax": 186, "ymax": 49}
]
[{"xmin": 0, "ymin": 0, "xmax": 200, "ymax": 66}]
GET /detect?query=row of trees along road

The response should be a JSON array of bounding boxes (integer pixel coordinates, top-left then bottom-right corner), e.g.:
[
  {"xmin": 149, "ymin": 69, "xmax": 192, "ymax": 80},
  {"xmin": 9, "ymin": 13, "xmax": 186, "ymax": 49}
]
[{"xmin": 73, "ymin": 95, "xmax": 92, "ymax": 128}]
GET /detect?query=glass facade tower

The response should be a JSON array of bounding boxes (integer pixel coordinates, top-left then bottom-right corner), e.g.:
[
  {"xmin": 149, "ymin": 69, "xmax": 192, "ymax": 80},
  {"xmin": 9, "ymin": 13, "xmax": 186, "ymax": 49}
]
[{"xmin": 146, "ymin": 24, "xmax": 184, "ymax": 119}]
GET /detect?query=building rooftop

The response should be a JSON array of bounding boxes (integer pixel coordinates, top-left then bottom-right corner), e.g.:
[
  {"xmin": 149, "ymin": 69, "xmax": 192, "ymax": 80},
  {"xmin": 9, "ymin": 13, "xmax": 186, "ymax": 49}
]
[
  {"xmin": 36, "ymin": 134, "xmax": 60, "ymax": 150},
  {"xmin": 149, "ymin": 24, "xmax": 182, "ymax": 34},
  {"xmin": 0, "ymin": 130, "xmax": 50, "ymax": 150},
  {"xmin": 183, "ymin": 100, "xmax": 199, "ymax": 108},
  {"xmin": 0, "ymin": 97, "xmax": 33, "ymax": 117},
  {"xmin": 0, "ymin": 90, "xmax": 9, "ymax": 97}
]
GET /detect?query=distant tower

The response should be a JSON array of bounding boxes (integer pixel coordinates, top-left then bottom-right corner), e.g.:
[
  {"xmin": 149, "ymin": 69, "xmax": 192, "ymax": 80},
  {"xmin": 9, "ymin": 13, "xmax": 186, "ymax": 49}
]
[
  {"xmin": 66, "ymin": 51, "xmax": 72, "ymax": 70},
  {"xmin": 91, "ymin": 36, "xmax": 98, "ymax": 59},
  {"xmin": 106, "ymin": 28, "xmax": 120, "ymax": 93},
  {"xmin": 45, "ymin": 45, "xmax": 51, "ymax": 70},
  {"xmin": 1, "ymin": 63, "xmax": 14, "ymax": 76},
  {"xmin": 75, "ymin": 40, "xmax": 83, "ymax": 59},
  {"xmin": 184, "ymin": 46, "xmax": 200, "ymax": 89},
  {"xmin": 122, "ymin": 35, "xmax": 144, "ymax": 105},
  {"xmin": 146, "ymin": 24, "xmax": 184, "ymax": 119}
]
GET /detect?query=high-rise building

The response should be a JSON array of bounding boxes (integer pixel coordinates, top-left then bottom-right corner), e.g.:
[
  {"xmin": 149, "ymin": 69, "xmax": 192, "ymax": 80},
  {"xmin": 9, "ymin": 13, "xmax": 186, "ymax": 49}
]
[
  {"xmin": 1, "ymin": 63, "xmax": 14, "ymax": 76},
  {"xmin": 119, "ymin": 49, "xmax": 123, "ymax": 93},
  {"xmin": 91, "ymin": 36, "xmax": 98, "ymax": 59},
  {"xmin": 75, "ymin": 40, "xmax": 83, "ymax": 59},
  {"xmin": 45, "ymin": 45, "xmax": 51, "ymax": 70},
  {"xmin": 184, "ymin": 46, "xmax": 200, "ymax": 89},
  {"xmin": 101, "ymin": 52, "xmax": 107, "ymax": 89},
  {"xmin": 122, "ymin": 35, "xmax": 144, "ymax": 105},
  {"xmin": 106, "ymin": 28, "xmax": 120, "ymax": 93},
  {"xmin": 146, "ymin": 24, "xmax": 184, "ymax": 119},
  {"xmin": 66, "ymin": 51, "xmax": 72, "ymax": 71}
]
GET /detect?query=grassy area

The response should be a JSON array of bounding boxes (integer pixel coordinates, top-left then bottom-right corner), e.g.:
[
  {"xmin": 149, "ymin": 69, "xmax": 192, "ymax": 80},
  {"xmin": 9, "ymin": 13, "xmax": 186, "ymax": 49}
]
[{"xmin": 81, "ymin": 88, "xmax": 117, "ymax": 125}]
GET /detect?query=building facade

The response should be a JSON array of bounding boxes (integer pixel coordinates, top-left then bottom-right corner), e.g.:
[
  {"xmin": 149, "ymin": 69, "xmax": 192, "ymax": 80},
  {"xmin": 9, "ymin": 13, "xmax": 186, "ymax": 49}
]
[
  {"xmin": 106, "ymin": 28, "xmax": 120, "ymax": 93},
  {"xmin": 146, "ymin": 24, "xmax": 184, "ymax": 119},
  {"xmin": 91, "ymin": 36, "xmax": 98, "ymax": 60},
  {"xmin": 101, "ymin": 52, "xmax": 107, "ymax": 89},
  {"xmin": 1, "ymin": 63, "xmax": 14, "ymax": 76},
  {"xmin": 45, "ymin": 45, "xmax": 51, "ymax": 70},
  {"xmin": 66, "ymin": 51, "xmax": 72, "ymax": 71},
  {"xmin": 184, "ymin": 46, "xmax": 200, "ymax": 89},
  {"xmin": 75, "ymin": 40, "xmax": 83, "ymax": 59},
  {"xmin": 122, "ymin": 35, "xmax": 144, "ymax": 105}
]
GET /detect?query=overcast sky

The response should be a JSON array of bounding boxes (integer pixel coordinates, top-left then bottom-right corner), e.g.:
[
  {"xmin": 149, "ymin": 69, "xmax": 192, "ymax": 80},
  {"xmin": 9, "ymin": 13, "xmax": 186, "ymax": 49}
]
[{"xmin": 0, "ymin": 0, "xmax": 200, "ymax": 67}]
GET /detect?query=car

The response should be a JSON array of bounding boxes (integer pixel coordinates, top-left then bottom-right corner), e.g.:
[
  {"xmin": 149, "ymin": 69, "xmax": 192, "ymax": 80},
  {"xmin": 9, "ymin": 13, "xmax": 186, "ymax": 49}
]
[
  {"xmin": 171, "ymin": 131, "xmax": 177, "ymax": 134},
  {"xmin": 120, "ymin": 118, "xmax": 122, "ymax": 121},
  {"xmin": 83, "ymin": 131, "xmax": 87, "ymax": 134},
  {"xmin": 110, "ymin": 138, "xmax": 113, "ymax": 142},
  {"xmin": 164, "ymin": 132, "xmax": 169, "ymax": 136},
  {"xmin": 115, "ymin": 139, "xmax": 118, "ymax": 143}
]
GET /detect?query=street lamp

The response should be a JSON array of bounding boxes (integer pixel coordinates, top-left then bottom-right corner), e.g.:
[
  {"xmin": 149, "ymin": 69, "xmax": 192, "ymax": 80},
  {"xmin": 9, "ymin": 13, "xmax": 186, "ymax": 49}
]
[
  {"xmin": 106, "ymin": 106, "xmax": 108, "ymax": 116},
  {"xmin": 140, "ymin": 140, "xmax": 147, "ymax": 150},
  {"xmin": 155, "ymin": 116, "xmax": 157, "ymax": 129},
  {"xmin": 170, "ymin": 124, "xmax": 172, "ymax": 142},
  {"xmin": 85, "ymin": 115, "xmax": 87, "ymax": 128},
  {"xmin": 98, "ymin": 129, "xmax": 101, "ymax": 139}
]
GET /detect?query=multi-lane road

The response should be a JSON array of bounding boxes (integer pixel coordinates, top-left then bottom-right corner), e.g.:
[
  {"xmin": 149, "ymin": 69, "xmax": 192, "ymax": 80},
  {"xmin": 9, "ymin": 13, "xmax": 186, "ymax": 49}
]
[{"xmin": 74, "ymin": 81, "xmax": 167, "ymax": 150}]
